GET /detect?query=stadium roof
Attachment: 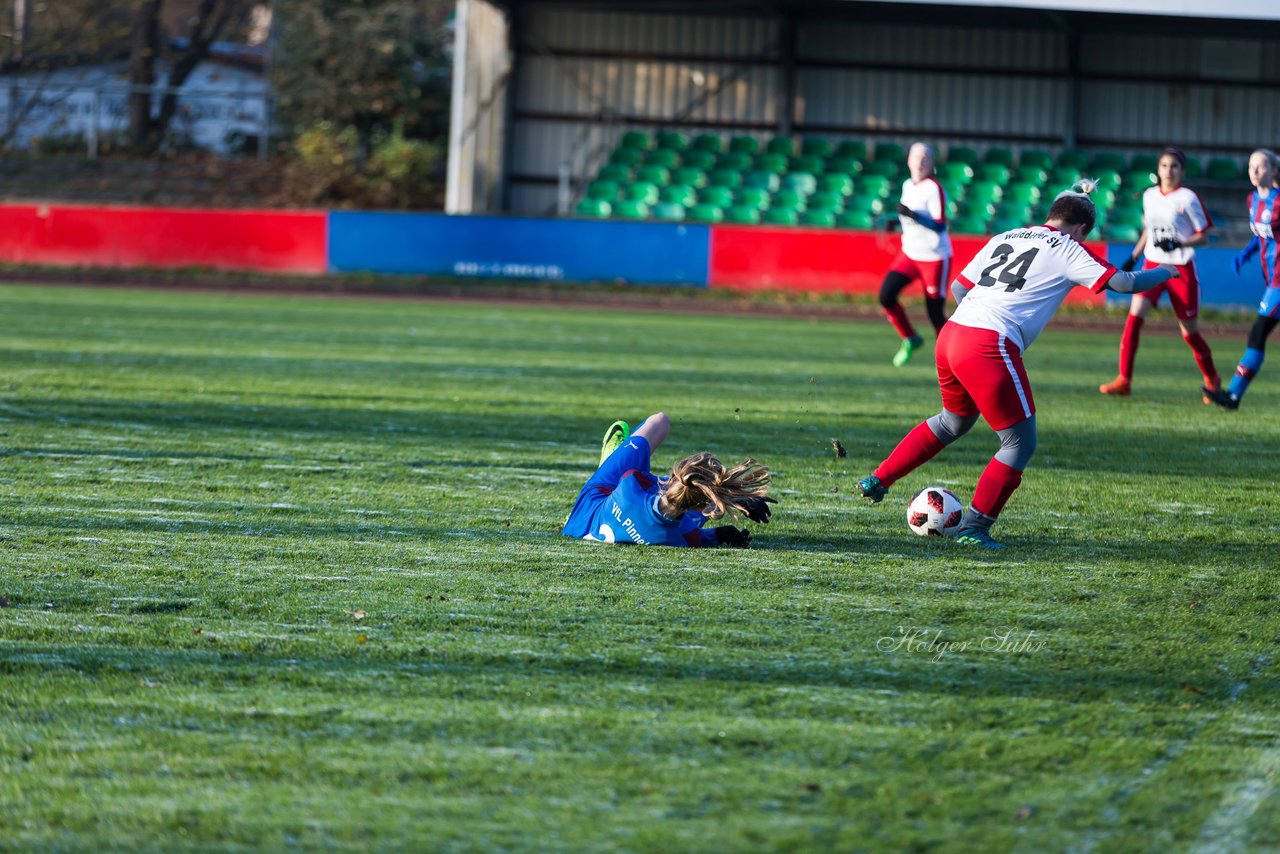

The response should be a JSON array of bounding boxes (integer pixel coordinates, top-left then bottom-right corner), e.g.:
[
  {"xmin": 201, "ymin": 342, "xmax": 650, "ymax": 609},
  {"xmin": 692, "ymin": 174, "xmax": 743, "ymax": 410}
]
[{"xmin": 847, "ymin": 0, "xmax": 1280, "ymax": 21}]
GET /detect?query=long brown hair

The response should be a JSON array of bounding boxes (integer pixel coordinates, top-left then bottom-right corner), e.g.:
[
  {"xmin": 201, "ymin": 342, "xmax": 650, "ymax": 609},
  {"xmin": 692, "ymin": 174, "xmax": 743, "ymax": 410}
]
[{"xmin": 663, "ymin": 452, "xmax": 771, "ymax": 520}]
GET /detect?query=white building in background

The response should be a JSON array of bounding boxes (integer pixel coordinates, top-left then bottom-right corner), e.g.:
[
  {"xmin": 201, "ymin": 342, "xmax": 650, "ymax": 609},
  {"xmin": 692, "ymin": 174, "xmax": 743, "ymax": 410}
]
[{"xmin": 0, "ymin": 46, "xmax": 270, "ymax": 156}]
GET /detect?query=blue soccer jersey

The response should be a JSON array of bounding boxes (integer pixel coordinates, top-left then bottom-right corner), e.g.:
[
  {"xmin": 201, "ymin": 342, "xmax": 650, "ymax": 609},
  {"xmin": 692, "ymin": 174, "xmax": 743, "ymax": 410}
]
[
  {"xmin": 1248, "ymin": 187, "xmax": 1280, "ymax": 288},
  {"xmin": 562, "ymin": 436, "xmax": 720, "ymax": 547}
]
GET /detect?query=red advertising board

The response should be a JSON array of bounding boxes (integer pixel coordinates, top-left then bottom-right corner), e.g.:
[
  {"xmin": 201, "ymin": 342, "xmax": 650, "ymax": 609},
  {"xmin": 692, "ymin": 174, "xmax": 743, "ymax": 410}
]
[
  {"xmin": 708, "ymin": 226, "xmax": 1106, "ymax": 305},
  {"xmin": 0, "ymin": 203, "xmax": 328, "ymax": 274}
]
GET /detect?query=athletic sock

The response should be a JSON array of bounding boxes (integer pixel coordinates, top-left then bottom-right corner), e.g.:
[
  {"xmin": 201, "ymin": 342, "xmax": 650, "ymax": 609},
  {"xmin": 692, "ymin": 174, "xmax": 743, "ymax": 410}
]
[
  {"xmin": 970, "ymin": 458, "xmax": 1024, "ymax": 520},
  {"xmin": 1118, "ymin": 315, "xmax": 1144, "ymax": 380},
  {"xmin": 1182, "ymin": 331, "xmax": 1217, "ymax": 384},
  {"xmin": 1228, "ymin": 347, "xmax": 1265, "ymax": 399},
  {"xmin": 873, "ymin": 421, "xmax": 945, "ymax": 487},
  {"xmin": 959, "ymin": 507, "xmax": 997, "ymax": 533},
  {"xmin": 883, "ymin": 303, "xmax": 915, "ymax": 340}
]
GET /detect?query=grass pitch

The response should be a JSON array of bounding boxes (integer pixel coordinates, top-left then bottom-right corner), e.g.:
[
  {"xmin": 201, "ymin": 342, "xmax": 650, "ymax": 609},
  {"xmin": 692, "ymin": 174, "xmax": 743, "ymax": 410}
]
[{"xmin": 1, "ymin": 284, "xmax": 1277, "ymax": 852}]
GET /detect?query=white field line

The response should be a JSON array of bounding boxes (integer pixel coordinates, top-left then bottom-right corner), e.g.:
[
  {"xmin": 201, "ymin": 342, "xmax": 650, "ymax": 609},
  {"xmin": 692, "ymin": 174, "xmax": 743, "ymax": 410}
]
[{"xmin": 1188, "ymin": 652, "xmax": 1277, "ymax": 854}]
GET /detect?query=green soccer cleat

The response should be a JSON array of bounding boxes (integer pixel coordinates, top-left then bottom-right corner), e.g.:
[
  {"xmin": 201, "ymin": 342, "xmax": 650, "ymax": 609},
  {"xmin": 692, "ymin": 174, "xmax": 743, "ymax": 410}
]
[
  {"xmin": 955, "ymin": 528, "xmax": 1005, "ymax": 550},
  {"xmin": 600, "ymin": 419, "xmax": 631, "ymax": 464},
  {"xmin": 857, "ymin": 475, "xmax": 888, "ymax": 503},
  {"xmin": 892, "ymin": 334, "xmax": 925, "ymax": 367}
]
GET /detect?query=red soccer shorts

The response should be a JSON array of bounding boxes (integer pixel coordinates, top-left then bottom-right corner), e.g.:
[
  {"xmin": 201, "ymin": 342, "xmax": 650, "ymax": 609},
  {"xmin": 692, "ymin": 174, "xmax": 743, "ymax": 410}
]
[
  {"xmin": 889, "ymin": 253, "xmax": 951, "ymax": 299},
  {"xmin": 1138, "ymin": 258, "xmax": 1200, "ymax": 321},
  {"xmin": 935, "ymin": 321, "xmax": 1035, "ymax": 430}
]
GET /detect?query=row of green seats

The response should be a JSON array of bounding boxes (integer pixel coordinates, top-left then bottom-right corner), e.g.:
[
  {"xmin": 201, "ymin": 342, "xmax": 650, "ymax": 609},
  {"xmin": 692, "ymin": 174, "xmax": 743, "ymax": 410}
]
[
  {"xmin": 574, "ymin": 195, "xmax": 880, "ymax": 229},
  {"xmin": 607, "ymin": 146, "xmax": 904, "ymax": 180}
]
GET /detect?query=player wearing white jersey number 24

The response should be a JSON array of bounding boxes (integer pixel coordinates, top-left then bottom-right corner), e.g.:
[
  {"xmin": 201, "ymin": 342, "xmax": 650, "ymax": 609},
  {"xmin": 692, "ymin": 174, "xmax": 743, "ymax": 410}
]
[
  {"xmin": 1099, "ymin": 146, "xmax": 1220, "ymax": 402},
  {"xmin": 856, "ymin": 182, "xmax": 1178, "ymax": 549}
]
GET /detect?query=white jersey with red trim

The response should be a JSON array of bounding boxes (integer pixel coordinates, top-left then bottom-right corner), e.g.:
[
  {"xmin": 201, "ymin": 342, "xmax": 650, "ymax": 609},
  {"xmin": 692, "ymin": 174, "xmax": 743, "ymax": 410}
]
[
  {"xmin": 898, "ymin": 177, "xmax": 951, "ymax": 262},
  {"xmin": 1142, "ymin": 185, "xmax": 1211, "ymax": 266},
  {"xmin": 952, "ymin": 226, "xmax": 1116, "ymax": 352}
]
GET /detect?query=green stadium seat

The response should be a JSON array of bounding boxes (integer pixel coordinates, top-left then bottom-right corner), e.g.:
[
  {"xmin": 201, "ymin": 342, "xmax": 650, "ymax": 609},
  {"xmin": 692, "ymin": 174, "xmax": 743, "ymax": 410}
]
[
  {"xmin": 655, "ymin": 131, "xmax": 688, "ymax": 151},
  {"xmin": 744, "ymin": 170, "xmax": 781, "ymax": 192},
  {"xmin": 1104, "ymin": 223, "xmax": 1141, "ymax": 242},
  {"xmin": 835, "ymin": 139, "xmax": 868, "ymax": 160},
  {"xmin": 990, "ymin": 216, "xmax": 1026, "ymax": 234},
  {"xmin": 801, "ymin": 137, "xmax": 835, "ymax": 159},
  {"xmin": 575, "ymin": 197, "xmax": 611, "ymax": 218},
  {"xmin": 800, "ymin": 209, "xmax": 837, "ymax": 228},
  {"xmin": 791, "ymin": 155, "xmax": 825, "ymax": 176},
  {"xmin": 979, "ymin": 163, "xmax": 1011, "ymax": 184},
  {"xmin": 819, "ymin": 173, "xmax": 854, "ymax": 196},
  {"xmin": 729, "ymin": 136, "xmax": 760, "ymax": 155},
  {"xmin": 671, "ymin": 167, "xmax": 707, "ymax": 189},
  {"xmin": 947, "ymin": 146, "xmax": 980, "ymax": 165},
  {"xmin": 709, "ymin": 168, "xmax": 744, "ymax": 189},
  {"xmin": 827, "ymin": 156, "xmax": 864, "ymax": 176},
  {"xmin": 755, "ymin": 153, "xmax": 789, "ymax": 175},
  {"xmin": 807, "ymin": 190, "xmax": 846, "ymax": 212},
  {"xmin": 1091, "ymin": 188, "xmax": 1118, "ymax": 210},
  {"xmin": 718, "ymin": 151, "xmax": 753, "ymax": 172},
  {"xmin": 724, "ymin": 205, "xmax": 762, "ymax": 225},
  {"xmin": 646, "ymin": 148, "xmax": 681, "ymax": 169},
  {"xmin": 1108, "ymin": 207, "xmax": 1143, "ymax": 230},
  {"xmin": 838, "ymin": 209, "xmax": 875, "ymax": 230},
  {"xmin": 848, "ymin": 194, "xmax": 886, "ymax": 216},
  {"xmin": 1207, "ymin": 158, "xmax": 1241, "ymax": 181},
  {"xmin": 1124, "ymin": 170, "xmax": 1156, "ymax": 190},
  {"xmin": 1014, "ymin": 166, "xmax": 1048, "ymax": 187},
  {"xmin": 661, "ymin": 184, "xmax": 698, "ymax": 207},
  {"xmin": 946, "ymin": 199, "xmax": 960, "ymax": 219},
  {"xmin": 1019, "ymin": 150, "xmax": 1053, "ymax": 171},
  {"xmin": 940, "ymin": 162, "xmax": 975, "ymax": 183},
  {"xmin": 772, "ymin": 189, "xmax": 806, "ymax": 211},
  {"xmin": 1092, "ymin": 168, "xmax": 1122, "ymax": 191},
  {"xmin": 1129, "ymin": 153, "xmax": 1158, "ymax": 173},
  {"xmin": 598, "ymin": 164, "xmax": 632, "ymax": 184},
  {"xmin": 995, "ymin": 201, "xmax": 1033, "ymax": 222},
  {"xmin": 959, "ymin": 199, "xmax": 996, "ymax": 220},
  {"xmin": 1185, "ymin": 157, "xmax": 1204, "ymax": 179},
  {"xmin": 763, "ymin": 207, "xmax": 800, "ymax": 226},
  {"xmin": 635, "ymin": 165, "xmax": 670, "ymax": 186},
  {"xmin": 857, "ymin": 174, "xmax": 893, "ymax": 199},
  {"xmin": 874, "ymin": 141, "xmax": 906, "ymax": 163},
  {"xmin": 782, "ymin": 172, "xmax": 817, "ymax": 196},
  {"xmin": 983, "ymin": 148, "xmax": 1014, "ymax": 167},
  {"xmin": 682, "ymin": 150, "xmax": 717, "ymax": 171},
  {"xmin": 1057, "ymin": 150, "xmax": 1088, "ymax": 170},
  {"xmin": 609, "ymin": 147, "xmax": 643, "ymax": 167},
  {"xmin": 950, "ymin": 216, "xmax": 988, "ymax": 235},
  {"xmin": 967, "ymin": 180, "xmax": 1004, "ymax": 205},
  {"xmin": 586, "ymin": 180, "xmax": 619, "ymax": 201},
  {"xmin": 1090, "ymin": 152, "xmax": 1127, "ymax": 172},
  {"xmin": 687, "ymin": 203, "xmax": 724, "ymax": 223},
  {"xmin": 862, "ymin": 159, "xmax": 900, "ymax": 179},
  {"xmin": 736, "ymin": 187, "xmax": 771, "ymax": 211},
  {"xmin": 625, "ymin": 182, "xmax": 660, "ymax": 206},
  {"xmin": 939, "ymin": 179, "xmax": 967, "ymax": 203},
  {"xmin": 766, "ymin": 136, "xmax": 795, "ymax": 156},
  {"xmin": 1050, "ymin": 166, "xmax": 1081, "ymax": 186},
  {"xmin": 1005, "ymin": 183, "xmax": 1041, "ymax": 205},
  {"xmin": 613, "ymin": 199, "xmax": 649, "ymax": 220},
  {"xmin": 650, "ymin": 202, "xmax": 686, "ymax": 221},
  {"xmin": 692, "ymin": 133, "xmax": 722, "ymax": 154},
  {"xmin": 620, "ymin": 131, "xmax": 650, "ymax": 150},
  {"xmin": 701, "ymin": 185, "xmax": 735, "ymax": 208}
]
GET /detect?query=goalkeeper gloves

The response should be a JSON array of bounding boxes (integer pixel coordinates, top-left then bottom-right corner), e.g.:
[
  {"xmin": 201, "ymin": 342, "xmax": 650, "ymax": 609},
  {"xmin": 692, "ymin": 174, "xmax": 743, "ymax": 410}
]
[
  {"xmin": 1153, "ymin": 237, "xmax": 1182, "ymax": 252},
  {"xmin": 1121, "ymin": 255, "xmax": 1138, "ymax": 273},
  {"xmin": 714, "ymin": 526, "xmax": 751, "ymax": 549},
  {"xmin": 739, "ymin": 495, "xmax": 776, "ymax": 525},
  {"xmin": 1234, "ymin": 251, "xmax": 1250, "ymax": 275},
  {"xmin": 896, "ymin": 202, "xmax": 918, "ymax": 221}
]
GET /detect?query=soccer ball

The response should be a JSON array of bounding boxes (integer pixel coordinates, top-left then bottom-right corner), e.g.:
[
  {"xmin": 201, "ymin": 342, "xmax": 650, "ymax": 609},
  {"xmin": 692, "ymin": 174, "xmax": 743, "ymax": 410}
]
[{"xmin": 906, "ymin": 486, "xmax": 964, "ymax": 537}]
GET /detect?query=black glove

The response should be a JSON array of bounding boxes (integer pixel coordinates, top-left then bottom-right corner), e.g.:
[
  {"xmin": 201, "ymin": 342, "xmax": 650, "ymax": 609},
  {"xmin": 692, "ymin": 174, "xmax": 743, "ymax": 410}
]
[
  {"xmin": 1120, "ymin": 255, "xmax": 1138, "ymax": 273},
  {"xmin": 1154, "ymin": 237, "xmax": 1183, "ymax": 252},
  {"xmin": 714, "ymin": 526, "xmax": 751, "ymax": 548},
  {"xmin": 896, "ymin": 202, "xmax": 918, "ymax": 221},
  {"xmin": 739, "ymin": 495, "xmax": 777, "ymax": 524}
]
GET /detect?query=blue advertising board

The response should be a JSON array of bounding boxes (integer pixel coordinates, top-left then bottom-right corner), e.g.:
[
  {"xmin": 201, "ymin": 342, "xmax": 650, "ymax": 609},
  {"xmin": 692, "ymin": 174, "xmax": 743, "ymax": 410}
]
[
  {"xmin": 328, "ymin": 212, "xmax": 711, "ymax": 287},
  {"xmin": 1105, "ymin": 244, "xmax": 1264, "ymax": 312}
]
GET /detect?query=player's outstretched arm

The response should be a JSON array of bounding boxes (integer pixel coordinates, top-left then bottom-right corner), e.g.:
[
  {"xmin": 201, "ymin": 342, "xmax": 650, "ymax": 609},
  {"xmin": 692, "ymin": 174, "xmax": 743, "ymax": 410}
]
[{"xmin": 1104, "ymin": 264, "xmax": 1177, "ymax": 294}]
